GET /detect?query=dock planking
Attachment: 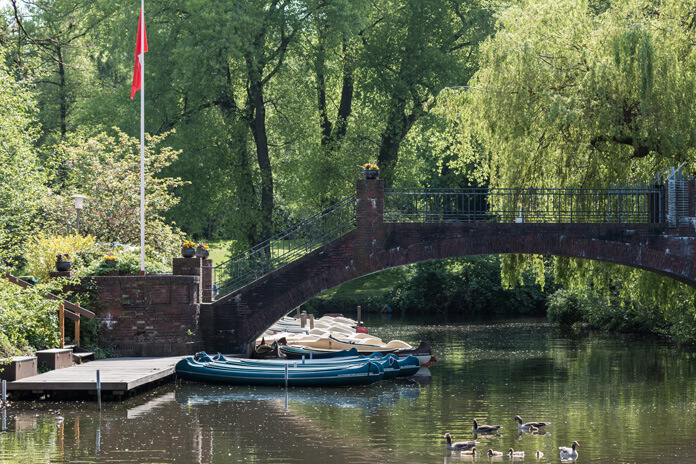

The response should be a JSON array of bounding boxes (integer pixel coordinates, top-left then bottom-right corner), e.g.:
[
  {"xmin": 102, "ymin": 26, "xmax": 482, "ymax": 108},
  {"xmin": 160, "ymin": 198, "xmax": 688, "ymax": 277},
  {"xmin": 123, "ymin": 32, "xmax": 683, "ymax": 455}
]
[{"xmin": 6, "ymin": 356, "xmax": 185, "ymax": 398}]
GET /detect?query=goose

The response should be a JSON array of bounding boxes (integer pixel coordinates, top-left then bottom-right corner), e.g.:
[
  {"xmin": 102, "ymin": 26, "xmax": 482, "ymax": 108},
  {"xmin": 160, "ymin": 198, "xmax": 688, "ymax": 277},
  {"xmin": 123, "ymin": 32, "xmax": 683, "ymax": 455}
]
[
  {"xmin": 559, "ymin": 441, "xmax": 579, "ymax": 460},
  {"xmin": 461, "ymin": 447, "xmax": 477, "ymax": 456},
  {"xmin": 514, "ymin": 415, "xmax": 550, "ymax": 430},
  {"xmin": 472, "ymin": 419, "xmax": 502, "ymax": 433},
  {"xmin": 487, "ymin": 449, "xmax": 504, "ymax": 457},
  {"xmin": 443, "ymin": 433, "xmax": 478, "ymax": 451},
  {"xmin": 508, "ymin": 448, "xmax": 525, "ymax": 458},
  {"xmin": 536, "ymin": 450, "xmax": 544, "ymax": 459}
]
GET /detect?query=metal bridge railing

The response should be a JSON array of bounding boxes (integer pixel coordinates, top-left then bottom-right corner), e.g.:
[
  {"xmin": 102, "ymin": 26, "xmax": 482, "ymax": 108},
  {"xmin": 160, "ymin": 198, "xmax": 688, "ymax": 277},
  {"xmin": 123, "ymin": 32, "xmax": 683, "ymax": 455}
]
[
  {"xmin": 213, "ymin": 194, "xmax": 356, "ymax": 296},
  {"xmin": 384, "ymin": 186, "xmax": 664, "ymax": 224}
]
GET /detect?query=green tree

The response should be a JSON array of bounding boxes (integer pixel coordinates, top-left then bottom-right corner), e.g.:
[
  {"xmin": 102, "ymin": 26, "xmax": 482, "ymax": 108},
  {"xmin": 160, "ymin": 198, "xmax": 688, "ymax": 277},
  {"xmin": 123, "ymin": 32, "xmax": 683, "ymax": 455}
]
[
  {"xmin": 0, "ymin": 43, "xmax": 48, "ymax": 268},
  {"xmin": 42, "ymin": 129, "xmax": 186, "ymax": 262},
  {"xmin": 456, "ymin": 0, "xmax": 696, "ymax": 189},
  {"xmin": 451, "ymin": 0, "xmax": 696, "ymax": 340}
]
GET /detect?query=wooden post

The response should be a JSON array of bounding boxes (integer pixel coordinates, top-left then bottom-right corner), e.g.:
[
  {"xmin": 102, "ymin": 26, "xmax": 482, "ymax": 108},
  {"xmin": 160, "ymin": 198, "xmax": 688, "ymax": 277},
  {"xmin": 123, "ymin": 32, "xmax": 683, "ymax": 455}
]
[
  {"xmin": 309, "ymin": 314, "xmax": 315, "ymax": 329},
  {"xmin": 357, "ymin": 305, "xmax": 362, "ymax": 324},
  {"xmin": 74, "ymin": 318, "xmax": 80, "ymax": 347},
  {"xmin": 300, "ymin": 311, "xmax": 307, "ymax": 328},
  {"xmin": 296, "ymin": 307, "xmax": 300, "ymax": 318},
  {"xmin": 59, "ymin": 303, "xmax": 65, "ymax": 349}
]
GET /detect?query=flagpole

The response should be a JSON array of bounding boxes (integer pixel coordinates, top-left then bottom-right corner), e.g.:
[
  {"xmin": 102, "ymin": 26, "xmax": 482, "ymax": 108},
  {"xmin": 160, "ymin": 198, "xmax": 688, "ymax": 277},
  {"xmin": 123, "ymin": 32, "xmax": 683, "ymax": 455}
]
[{"xmin": 139, "ymin": 0, "xmax": 146, "ymax": 276}]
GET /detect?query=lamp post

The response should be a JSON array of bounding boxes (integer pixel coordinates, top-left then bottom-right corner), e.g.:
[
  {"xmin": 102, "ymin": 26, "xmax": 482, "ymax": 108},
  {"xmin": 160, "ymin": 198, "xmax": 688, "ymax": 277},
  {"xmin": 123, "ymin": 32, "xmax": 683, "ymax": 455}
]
[{"xmin": 72, "ymin": 194, "xmax": 88, "ymax": 235}]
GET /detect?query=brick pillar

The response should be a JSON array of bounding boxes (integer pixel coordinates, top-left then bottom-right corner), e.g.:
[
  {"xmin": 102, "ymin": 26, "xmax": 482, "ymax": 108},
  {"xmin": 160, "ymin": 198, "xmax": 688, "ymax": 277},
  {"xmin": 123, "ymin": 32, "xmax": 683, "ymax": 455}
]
[
  {"xmin": 173, "ymin": 257, "xmax": 202, "ymax": 303},
  {"xmin": 50, "ymin": 270, "xmax": 74, "ymax": 279},
  {"xmin": 201, "ymin": 258, "xmax": 214, "ymax": 303},
  {"xmin": 355, "ymin": 177, "xmax": 385, "ymax": 271}
]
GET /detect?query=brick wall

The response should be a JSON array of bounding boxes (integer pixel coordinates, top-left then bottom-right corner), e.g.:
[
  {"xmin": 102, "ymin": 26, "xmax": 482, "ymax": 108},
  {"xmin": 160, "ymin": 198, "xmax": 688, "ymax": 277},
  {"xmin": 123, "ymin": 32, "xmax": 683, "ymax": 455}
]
[{"xmin": 87, "ymin": 272, "xmax": 205, "ymax": 357}]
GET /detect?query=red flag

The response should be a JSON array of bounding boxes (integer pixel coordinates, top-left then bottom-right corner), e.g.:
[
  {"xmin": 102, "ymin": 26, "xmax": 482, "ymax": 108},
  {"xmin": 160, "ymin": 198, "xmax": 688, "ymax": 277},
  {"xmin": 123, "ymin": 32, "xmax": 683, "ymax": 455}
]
[{"xmin": 131, "ymin": 9, "xmax": 148, "ymax": 99}]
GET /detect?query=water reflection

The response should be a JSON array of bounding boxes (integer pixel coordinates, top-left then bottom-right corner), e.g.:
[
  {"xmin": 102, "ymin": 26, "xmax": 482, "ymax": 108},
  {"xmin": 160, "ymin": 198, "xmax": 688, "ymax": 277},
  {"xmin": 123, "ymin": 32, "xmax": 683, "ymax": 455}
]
[
  {"xmin": 175, "ymin": 381, "xmax": 420, "ymax": 410},
  {"xmin": 0, "ymin": 319, "xmax": 695, "ymax": 463}
]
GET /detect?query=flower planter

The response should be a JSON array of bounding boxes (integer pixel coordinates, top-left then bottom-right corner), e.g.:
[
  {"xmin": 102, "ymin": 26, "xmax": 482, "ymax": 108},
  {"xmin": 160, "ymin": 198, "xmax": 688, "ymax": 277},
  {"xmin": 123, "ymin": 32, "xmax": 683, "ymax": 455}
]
[
  {"xmin": 363, "ymin": 169, "xmax": 379, "ymax": 179},
  {"xmin": 181, "ymin": 247, "xmax": 196, "ymax": 258},
  {"xmin": 55, "ymin": 261, "xmax": 72, "ymax": 272},
  {"xmin": 195, "ymin": 249, "xmax": 209, "ymax": 259}
]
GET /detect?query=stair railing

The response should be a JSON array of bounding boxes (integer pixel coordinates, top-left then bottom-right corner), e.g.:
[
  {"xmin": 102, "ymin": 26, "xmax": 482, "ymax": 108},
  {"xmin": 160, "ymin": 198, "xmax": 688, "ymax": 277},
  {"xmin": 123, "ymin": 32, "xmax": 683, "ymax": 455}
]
[{"xmin": 214, "ymin": 194, "xmax": 356, "ymax": 296}]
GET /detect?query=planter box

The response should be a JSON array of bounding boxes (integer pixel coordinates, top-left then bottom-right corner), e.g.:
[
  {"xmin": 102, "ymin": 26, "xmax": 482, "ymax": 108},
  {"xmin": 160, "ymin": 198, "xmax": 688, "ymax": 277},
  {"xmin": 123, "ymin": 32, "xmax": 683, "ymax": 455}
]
[
  {"xmin": 35, "ymin": 348, "xmax": 73, "ymax": 370},
  {"xmin": 0, "ymin": 356, "xmax": 37, "ymax": 381}
]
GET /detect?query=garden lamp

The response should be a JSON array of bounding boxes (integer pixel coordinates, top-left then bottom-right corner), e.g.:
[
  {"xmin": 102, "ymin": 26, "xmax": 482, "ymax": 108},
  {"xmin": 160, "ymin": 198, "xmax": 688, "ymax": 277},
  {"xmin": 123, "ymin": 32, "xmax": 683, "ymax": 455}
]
[{"xmin": 72, "ymin": 194, "xmax": 88, "ymax": 234}]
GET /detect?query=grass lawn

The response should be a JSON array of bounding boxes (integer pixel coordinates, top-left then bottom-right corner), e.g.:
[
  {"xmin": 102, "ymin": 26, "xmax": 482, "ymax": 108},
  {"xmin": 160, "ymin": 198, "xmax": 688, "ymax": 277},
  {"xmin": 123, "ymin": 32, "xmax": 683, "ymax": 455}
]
[
  {"xmin": 206, "ymin": 239, "xmax": 235, "ymax": 264},
  {"xmin": 315, "ymin": 267, "xmax": 405, "ymax": 300}
]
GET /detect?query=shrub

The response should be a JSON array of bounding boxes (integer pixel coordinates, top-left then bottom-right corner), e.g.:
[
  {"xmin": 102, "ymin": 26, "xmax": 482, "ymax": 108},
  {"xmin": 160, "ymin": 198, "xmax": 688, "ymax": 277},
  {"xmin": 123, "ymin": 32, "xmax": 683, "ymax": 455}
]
[
  {"xmin": 0, "ymin": 279, "xmax": 64, "ymax": 357},
  {"xmin": 83, "ymin": 247, "xmax": 171, "ymax": 276},
  {"xmin": 23, "ymin": 233, "xmax": 99, "ymax": 280},
  {"xmin": 547, "ymin": 288, "xmax": 584, "ymax": 328}
]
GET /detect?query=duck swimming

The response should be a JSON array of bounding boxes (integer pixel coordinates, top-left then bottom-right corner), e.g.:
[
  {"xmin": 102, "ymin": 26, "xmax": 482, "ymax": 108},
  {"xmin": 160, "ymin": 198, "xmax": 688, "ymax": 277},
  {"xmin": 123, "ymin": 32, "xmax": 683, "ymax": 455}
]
[
  {"xmin": 443, "ymin": 433, "xmax": 477, "ymax": 451},
  {"xmin": 472, "ymin": 419, "xmax": 502, "ymax": 433},
  {"xmin": 514, "ymin": 415, "xmax": 550, "ymax": 430},
  {"xmin": 487, "ymin": 449, "xmax": 504, "ymax": 457},
  {"xmin": 559, "ymin": 441, "xmax": 579, "ymax": 460},
  {"xmin": 508, "ymin": 448, "xmax": 525, "ymax": 458}
]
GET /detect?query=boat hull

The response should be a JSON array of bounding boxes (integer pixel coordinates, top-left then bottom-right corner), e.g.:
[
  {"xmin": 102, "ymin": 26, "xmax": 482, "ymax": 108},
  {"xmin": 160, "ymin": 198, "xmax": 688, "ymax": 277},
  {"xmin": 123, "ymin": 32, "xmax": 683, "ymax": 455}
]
[{"xmin": 175, "ymin": 356, "xmax": 385, "ymax": 387}]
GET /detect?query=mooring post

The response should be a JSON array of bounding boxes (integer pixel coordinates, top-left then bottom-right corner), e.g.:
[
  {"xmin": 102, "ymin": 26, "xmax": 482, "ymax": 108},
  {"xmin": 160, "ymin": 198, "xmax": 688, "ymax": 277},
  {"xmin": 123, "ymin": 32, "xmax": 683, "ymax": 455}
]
[
  {"xmin": 1, "ymin": 380, "xmax": 5, "ymax": 407},
  {"xmin": 357, "ymin": 305, "xmax": 362, "ymax": 324},
  {"xmin": 284, "ymin": 363, "xmax": 289, "ymax": 389},
  {"xmin": 96, "ymin": 369, "xmax": 101, "ymax": 410}
]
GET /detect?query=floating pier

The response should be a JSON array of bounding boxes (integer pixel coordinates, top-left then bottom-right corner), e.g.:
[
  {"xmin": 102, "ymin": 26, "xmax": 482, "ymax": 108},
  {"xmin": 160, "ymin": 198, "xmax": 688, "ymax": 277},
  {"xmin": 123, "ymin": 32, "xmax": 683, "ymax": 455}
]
[{"xmin": 6, "ymin": 356, "xmax": 184, "ymax": 400}]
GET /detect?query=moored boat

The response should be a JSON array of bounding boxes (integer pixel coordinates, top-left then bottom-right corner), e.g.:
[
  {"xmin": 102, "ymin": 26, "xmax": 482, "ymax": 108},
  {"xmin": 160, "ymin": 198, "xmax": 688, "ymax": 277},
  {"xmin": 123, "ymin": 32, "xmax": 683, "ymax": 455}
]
[
  {"xmin": 212, "ymin": 352, "xmax": 403, "ymax": 380},
  {"xmin": 176, "ymin": 352, "xmax": 385, "ymax": 387}
]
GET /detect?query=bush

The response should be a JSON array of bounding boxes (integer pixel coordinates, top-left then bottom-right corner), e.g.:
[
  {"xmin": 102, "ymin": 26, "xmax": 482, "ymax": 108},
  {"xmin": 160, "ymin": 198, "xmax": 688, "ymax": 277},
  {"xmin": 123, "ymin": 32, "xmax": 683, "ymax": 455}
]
[
  {"xmin": 547, "ymin": 288, "xmax": 584, "ymax": 328},
  {"xmin": 83, "ymin": 248, "xmax": 170, "ymax": 276},
  {"xmin": 0, "ymin": 279, "xmax": 65, "ymax": 357},
  {"xmin": 23, "ymin": 233, "xmax": 100, "ymax": 281}
]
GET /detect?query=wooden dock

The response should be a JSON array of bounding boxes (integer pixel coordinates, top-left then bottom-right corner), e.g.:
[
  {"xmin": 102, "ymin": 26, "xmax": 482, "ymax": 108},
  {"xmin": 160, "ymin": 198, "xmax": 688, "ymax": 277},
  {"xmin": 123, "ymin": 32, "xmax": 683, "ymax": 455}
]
[{"xmin": 6, "ymin": 356, "xmax": 184, "ymax": 400}]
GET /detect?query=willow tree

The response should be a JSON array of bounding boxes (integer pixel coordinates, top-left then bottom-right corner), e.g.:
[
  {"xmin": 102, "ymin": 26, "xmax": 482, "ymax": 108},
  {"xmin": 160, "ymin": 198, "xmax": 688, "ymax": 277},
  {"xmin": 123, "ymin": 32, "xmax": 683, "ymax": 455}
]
[
  {"xmin": 447, "ymin": 0, "xmax": 696, "ymax": 337},
  {"xmin": 455, "ymin": 0, "xmax": 696, "ymax": 188}
]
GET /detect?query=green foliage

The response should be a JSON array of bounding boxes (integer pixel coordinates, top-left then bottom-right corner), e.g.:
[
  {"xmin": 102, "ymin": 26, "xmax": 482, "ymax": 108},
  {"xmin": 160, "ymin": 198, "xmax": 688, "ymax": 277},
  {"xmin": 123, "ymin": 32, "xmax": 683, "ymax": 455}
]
[
  {"xmin": 23, "ymin": 233, "xmax": 99, "ymax": 281},
  {"xmin": 547, "ymin": 288, "xmax": 586, "ymax": 328},
  {"xmin": 41, "ymin": 129, "xmax": 186, "ymax": 262},
  {"xmin": 83, "ymin": 249, "xmax": 170, "ymax": 276},
  {"xmin": 0, "ymin": 279, "xmax": 65, "ymax": 357},
  {"xmin": 387, "ymin": 256, "xmax": 550, "ymax": 316},
  {"xmin": 443, "ymin": 0, "xmax": 696, "ymax": 340},
  {"xmin": 0, "ymin": 44, "xmax": 49, "ymax": 268}
]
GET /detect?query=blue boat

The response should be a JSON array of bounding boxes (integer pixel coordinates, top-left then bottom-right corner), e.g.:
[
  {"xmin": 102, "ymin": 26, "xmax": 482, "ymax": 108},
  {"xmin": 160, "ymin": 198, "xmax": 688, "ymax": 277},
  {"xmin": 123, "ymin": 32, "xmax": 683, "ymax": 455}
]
[
  {"xmin": 176, "ymin": 352, "xmax": 385, "ymax": 387},
  {"xmin": 212, "ymin": 352, "xmax": 403, "ymax": 380},
  {"xmin": 278, "ymin": 345, "xmax": 360, "ymax": 359}
]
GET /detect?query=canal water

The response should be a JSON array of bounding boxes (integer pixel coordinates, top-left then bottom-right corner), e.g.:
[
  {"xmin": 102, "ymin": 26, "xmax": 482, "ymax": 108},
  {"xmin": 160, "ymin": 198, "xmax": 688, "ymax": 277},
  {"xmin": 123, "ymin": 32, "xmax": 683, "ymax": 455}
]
[{"xmin": 1, "ymin": 316, "xmax": 695, "ymax": 463}]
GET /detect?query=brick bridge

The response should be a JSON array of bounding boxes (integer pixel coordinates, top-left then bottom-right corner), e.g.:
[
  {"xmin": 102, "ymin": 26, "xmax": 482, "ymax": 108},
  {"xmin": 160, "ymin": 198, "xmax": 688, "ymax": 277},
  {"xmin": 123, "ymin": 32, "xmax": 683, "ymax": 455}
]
[{"xmin": 204, "ymin": 174, "xmax": 696, "ymax": 353}]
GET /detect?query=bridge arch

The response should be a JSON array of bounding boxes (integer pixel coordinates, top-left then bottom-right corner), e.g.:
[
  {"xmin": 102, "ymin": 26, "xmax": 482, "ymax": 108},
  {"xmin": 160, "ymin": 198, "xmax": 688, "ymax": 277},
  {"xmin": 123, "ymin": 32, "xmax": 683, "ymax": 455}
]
[{"xmin": 205, "ymin": 178, "xmax": 696, "ymax": 353}]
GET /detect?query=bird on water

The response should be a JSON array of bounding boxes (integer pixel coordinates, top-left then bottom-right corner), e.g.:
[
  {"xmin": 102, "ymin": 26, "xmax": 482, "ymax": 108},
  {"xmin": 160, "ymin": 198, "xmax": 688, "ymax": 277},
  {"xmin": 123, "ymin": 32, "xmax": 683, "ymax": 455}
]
[
  {"xmin": 443, "ymin": 433, "xmax": 477, "ymax": 451},
  {"xmin": 472, "ymin": 419, "xmax": 502, "ymax": 433},
  {"xmin": 559, "ymin": 441, "xmax": 579, "ymax": 460}
]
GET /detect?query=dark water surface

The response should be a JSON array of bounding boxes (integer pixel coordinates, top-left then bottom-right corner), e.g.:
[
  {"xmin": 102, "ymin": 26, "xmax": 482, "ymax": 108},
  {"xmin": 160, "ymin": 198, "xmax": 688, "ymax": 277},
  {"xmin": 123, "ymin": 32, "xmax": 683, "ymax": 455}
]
[{"xmin": 1, "ymin": 317, "xmax": 695, "ymax": 463}]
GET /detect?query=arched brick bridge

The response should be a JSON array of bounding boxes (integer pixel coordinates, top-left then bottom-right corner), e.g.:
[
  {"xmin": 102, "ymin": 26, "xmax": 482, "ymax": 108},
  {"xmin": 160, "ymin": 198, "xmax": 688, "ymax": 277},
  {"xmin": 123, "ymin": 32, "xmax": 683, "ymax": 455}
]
[{"xmin": 203, "ymin": 176, "xmax": 696, "ymax": 353}]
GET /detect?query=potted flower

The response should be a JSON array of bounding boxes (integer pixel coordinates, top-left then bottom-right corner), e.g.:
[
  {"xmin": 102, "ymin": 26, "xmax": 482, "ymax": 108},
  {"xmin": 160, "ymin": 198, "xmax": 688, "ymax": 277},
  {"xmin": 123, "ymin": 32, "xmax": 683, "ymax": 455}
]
[
  {"xmin": 181, "ymin": 240, "xmax": 196, "ymax": 258},
  {"xmin": 103, "ymin": 253, "xmax": 119, "ymax": 267},
  {"xmin": 55, "ymin": 253, "xmax": 71, "ymax": 272},
  {"xmin": 362, "ymin": 162, "xmax": 379, "ymax": 179},
  {"xmin": 195, "ymin": 243, "xmax": 210, "ymax": 259}
]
